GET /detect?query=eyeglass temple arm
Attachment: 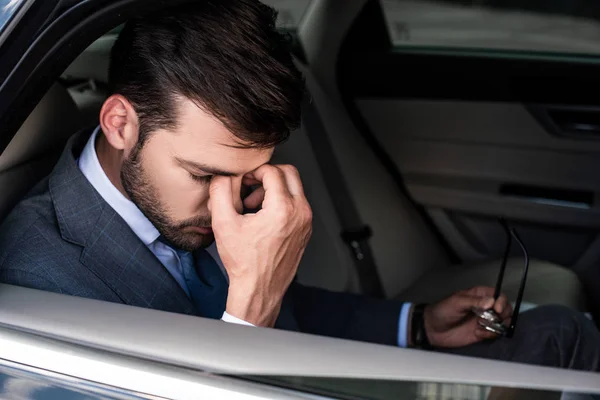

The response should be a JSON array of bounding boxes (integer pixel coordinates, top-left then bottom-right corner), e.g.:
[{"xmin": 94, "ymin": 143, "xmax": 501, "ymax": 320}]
[
  {"xmin": 494, "ymin": 219, "xmax": 512, "ymax": 300},
  {"xmin": 507, "ymin": 227, "xmax": 529, "ymax": 338}
]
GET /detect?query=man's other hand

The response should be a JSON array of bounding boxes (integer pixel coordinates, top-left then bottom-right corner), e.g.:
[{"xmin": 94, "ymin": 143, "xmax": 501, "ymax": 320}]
[
  {"xmin": 423, "ymin": 286, "xmax": 513, "ymax": 348},
  {"xmin": 209, "ymin": 164, "xmax": 313, "ymax": 327}
]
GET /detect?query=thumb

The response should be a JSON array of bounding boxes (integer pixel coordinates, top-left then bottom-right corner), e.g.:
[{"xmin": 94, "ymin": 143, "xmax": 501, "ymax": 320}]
[
  {"xmin": 478, "ymin": 296, "xmax": 495, "ymax": 310},
  {"xmin": 209, "ymin": 176, "xmax": 238, "ymax": 225}
]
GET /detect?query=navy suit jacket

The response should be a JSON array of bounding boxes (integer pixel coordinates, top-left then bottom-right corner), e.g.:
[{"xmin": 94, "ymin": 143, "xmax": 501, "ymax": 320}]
[{"xmin": 0, "ymin": 131, "xmax": 403, "ymax": 346}]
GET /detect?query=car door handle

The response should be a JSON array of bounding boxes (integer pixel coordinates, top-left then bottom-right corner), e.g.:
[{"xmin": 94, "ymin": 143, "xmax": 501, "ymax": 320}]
[
  {"xmin": 499, "ymin": 183, "xmax": 593, "ymax": 209},
  {"xmin": 547, "ymin": 108, "xmax": 600, "ymax": 137}
]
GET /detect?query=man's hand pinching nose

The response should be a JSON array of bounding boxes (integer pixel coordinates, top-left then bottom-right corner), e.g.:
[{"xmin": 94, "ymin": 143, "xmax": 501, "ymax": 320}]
[{"xmin": 208, "ymin": 164, "xmax": 313, "ymax": 327}]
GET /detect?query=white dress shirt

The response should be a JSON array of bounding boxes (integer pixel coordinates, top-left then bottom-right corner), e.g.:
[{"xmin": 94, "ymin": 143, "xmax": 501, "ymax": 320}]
[{"xmin": 78, "ymin": 126, "xmax": 252, "ymax": 326}]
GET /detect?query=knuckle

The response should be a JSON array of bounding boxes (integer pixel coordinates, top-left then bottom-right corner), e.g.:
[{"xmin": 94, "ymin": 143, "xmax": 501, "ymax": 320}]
[
  {"xmin": 283, "ymin": 199, "xmax": 295, "ymax": 214},
  {"xmin": 266, "ymin": 170, "xmax": 285, "ymax": 186},
  {"xmin": 261, "ymin": 165, "xmax": 278, "ymax": 179},
  {"xmin": 272, "ymin": 165, "xmax": 286, "ymax": 178},
  {"xmin": 274, "ymin": 199, "xmax": 294, "ymax": 220},
  {"xmin": 465, "ymin": 286, "xmax": 479, "ymax": 294},
  {"xmin": 280, "ymin": 164, "xmax": 299, "ymax": 175},
  {"xmin": 302, "ymin": 204, "xmax": 313, "ymax": 223}
]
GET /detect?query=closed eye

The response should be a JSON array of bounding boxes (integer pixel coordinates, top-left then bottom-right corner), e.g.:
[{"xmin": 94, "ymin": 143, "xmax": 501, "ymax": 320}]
[{"xmin": 188, "ymin": 172, "xmax": 213, "ymax": 184}]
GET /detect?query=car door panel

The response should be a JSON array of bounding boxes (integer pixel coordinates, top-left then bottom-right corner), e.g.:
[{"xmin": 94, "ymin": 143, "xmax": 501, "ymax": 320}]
[
  {"xmin": 337, "ymin": 1, "xmax": 600, "ymax": 315},
  {"xmin": 357, "ymin": 97, "xmax": 600, "ymax": 268}
]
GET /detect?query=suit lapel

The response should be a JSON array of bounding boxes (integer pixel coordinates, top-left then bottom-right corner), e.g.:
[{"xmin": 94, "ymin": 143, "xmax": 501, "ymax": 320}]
[{"xmin": 49, "ymin": 131, "xmax": 196, "ymax": 315}]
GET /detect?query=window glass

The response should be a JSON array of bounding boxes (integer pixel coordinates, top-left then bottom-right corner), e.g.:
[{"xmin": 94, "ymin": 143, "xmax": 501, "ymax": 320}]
[
  {"xmin": 0, "ymin": 0, "xmax": 23, "ymax": 33},
  {"xmin": 261, "ymin": 0, "xmax": 312, "ymax": 30},
  {"xmin": 244, "ymin": 376, "xmax": 600, "ymax": 400},
  {"xmin": 62, "ymin": 0, "xmax": 311, "ymax": 84},
  {"xmin": 380, "ymin": 0, "xmax": 600, "ymax": 56}
]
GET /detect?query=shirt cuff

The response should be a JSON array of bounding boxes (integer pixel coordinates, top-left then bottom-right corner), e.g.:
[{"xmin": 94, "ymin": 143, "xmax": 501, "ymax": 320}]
[
  {"xmin": 221, "ymin": 311, "xmax": 255, "ymax": 326},
  {"xmin": 397, "ymin": 302, "xmax": 413, "ymax": 348}
]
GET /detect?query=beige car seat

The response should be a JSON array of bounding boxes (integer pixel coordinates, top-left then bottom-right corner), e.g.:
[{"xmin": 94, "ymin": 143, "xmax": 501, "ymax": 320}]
[{"xmin": 0, "ymin": 83, "xmax": 82, "ymax": 221}]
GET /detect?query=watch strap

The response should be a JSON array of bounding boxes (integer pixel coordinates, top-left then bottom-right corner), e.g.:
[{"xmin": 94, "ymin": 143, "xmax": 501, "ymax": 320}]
[{"xmin": 411, "ymin": 303, "xmax": 433, "ymax": 350}]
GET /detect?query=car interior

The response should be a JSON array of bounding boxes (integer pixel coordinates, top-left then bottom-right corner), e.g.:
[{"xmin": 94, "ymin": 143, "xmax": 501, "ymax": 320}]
[
  {"xmin": 0, "ymin": 0, "xmax": 598, "ymax": 323},
  {"xmin": 1, "ymin": 0, "xmax": 600, "ymax": 397}
]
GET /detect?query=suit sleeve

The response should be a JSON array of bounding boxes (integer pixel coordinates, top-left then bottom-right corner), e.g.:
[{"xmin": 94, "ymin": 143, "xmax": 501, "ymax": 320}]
[{"xmin": 284, "ymin": 282, "xmax": 404, "ymax": 346}]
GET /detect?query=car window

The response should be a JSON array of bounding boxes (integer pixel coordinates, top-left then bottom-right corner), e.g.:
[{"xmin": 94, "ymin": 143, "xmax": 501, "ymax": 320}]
[
  {"xmin": 380, "ymin": 0, "xmax": 600, "ymax": 57},
  {"xmin": 261, "ymin": 0, "xmax": 312, "ymax": 30},
  {"xmin": 61, "ymin": 0, "xmax": 312, "ymax": 85},
  {"xmin": 245, "ymin": 375, "xmax": 598, "ymax": 400},
  {"xmin": 0, "ymin": 0, "xmax": 23, "ymax": 33}
]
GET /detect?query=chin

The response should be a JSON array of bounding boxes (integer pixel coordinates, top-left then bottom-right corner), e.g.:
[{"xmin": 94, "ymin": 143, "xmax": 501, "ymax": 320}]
[{"xmin": 177, "ymin": 233, "xmax": 215, "ymax": 252}]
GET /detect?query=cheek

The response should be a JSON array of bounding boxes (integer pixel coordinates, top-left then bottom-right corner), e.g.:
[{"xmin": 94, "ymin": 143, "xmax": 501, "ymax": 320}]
[{"xmin": 143, "ymin": 160, "xmax": 210, "ymax": 219}]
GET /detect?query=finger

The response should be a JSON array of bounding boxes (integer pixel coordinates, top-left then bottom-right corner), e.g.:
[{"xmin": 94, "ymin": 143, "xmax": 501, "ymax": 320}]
[
  {"xmin": 478, "ymin": 296, "xmax": 495, "ymax": 310},
  {"xmin": 242, "ymin": 174, "xmax": 262, "ymax": 187},
  {"xmin": 499, "ymin": 301, "xmax": 514, "ymax": 321},
  {"xmin": 243, "ymin": 186, "xmax": 265, "ymax": 210},
  {"xmin": 475, "ymin": 327, "xmax": 500, "ymax": 341},
  {"xmin": 494, "ymin": 293, "xmax": 512, "ymax": 319},
  {"xmin": 247, "ymin": 164, "xmax": 291, "ymax": 200},
  {"xmin": 452, "ymin": 293, "xmax": 494, "ymax": 314},
  {"xmin": 461, "ymin": 286, "xmax": 496, "ymax": 299},
  {"xmin": 275, "ymin": 165, "xmax": 305, "ymax": 197},
  {"xmin": 209, "ymin": 176, "xmax": 239, "ymax": 223}
]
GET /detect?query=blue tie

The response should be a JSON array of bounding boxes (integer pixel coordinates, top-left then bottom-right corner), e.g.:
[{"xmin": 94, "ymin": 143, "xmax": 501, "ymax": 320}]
[{"xmin": 175, "ymin": 247, "xmax": 229, "ymax": 319}]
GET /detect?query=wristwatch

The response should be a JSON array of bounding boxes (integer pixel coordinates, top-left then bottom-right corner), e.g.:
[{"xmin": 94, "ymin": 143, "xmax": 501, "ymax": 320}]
[{"xmin": 411, "ymin": 303, "xmax": 433, "ymax": 350}]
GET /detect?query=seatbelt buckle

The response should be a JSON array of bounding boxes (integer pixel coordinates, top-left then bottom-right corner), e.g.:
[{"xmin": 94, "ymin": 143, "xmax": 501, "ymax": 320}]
[{"xmin": 341, "ymin": 226, "xmax": 373, "ymax": 261}]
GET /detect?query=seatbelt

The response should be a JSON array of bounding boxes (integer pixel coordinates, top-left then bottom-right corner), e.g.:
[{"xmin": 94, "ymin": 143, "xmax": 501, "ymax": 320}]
[{"xmin": 301, "ymin": 94, "xmax": 385, "ymax": 298}]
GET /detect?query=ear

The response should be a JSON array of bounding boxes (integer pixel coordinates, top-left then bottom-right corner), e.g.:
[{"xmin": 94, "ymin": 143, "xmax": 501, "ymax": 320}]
[{"xmin": 99, "ymin": 94, "xmax": 139, "ymax": 153}]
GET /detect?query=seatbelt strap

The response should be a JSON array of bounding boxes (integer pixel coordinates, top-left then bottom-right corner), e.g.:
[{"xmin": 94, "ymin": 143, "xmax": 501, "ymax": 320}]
[{"xmin": 301, "ymin": 94, "xmax": 385, "ymax": 298}]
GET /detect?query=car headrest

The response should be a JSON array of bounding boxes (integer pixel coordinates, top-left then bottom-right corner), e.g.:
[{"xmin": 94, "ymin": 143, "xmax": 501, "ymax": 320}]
[
  {"xmin": 62, "ymin": 33, "xmax": 117, "ymax": 84},
  {"xmin": 0, "ymin": 83, "xmax": 82, "ymax": 172}
]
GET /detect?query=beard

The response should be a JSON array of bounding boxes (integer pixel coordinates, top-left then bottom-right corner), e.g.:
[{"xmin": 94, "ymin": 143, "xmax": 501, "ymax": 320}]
[{"xmin": 121, "ymin": 142, "xmax": 214, "ymax": 252}]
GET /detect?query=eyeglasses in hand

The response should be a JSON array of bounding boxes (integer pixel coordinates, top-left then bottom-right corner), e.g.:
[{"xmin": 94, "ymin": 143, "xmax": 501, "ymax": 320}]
[{"xmin": 471, "ymin": 219, "xmax": 529, "ymax": 338}]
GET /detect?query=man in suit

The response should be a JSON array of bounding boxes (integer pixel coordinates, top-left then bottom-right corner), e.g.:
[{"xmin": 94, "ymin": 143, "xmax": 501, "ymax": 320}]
[{"xmin": 0, "ymin": 0, "xmax": 598, "ymax": 371}]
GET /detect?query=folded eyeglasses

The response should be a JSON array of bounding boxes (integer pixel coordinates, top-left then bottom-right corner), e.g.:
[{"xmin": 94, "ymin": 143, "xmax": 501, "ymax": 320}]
[{"xmin": 471, "ymin": 219, "xmax": 529, "ymax": 338}]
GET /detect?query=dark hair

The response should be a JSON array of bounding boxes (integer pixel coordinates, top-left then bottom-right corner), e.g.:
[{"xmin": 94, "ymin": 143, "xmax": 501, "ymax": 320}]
[{"xmin": 108, "ymin": 0, "xmax": 304, "ymax": 148}]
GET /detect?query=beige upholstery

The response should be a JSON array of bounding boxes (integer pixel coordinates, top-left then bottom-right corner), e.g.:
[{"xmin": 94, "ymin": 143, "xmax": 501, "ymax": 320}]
[
  {"xmin": 0, "ymin": 84, "xmax": 81, "ymax": 220},
  {"xmin": 278, "ymin": 66, "xmax": 586, "ymax": 310},
  {"xmin": 275, "ymin": 120, "xmax": 586, "ymax": 309},
  {"xmin": 0, "ymin": 77, "xmax": 585, "ymax": 312},
  {"xmin": 398, "ymin": 258, "xmax": 586, "ymax": 309},
  {"xmin": 273, "ymin": 129, "xmax": 360, "ymax": 293},
  {"xmin": 294, "ymin": 63, "xmax": 450, "ymax": 297}
]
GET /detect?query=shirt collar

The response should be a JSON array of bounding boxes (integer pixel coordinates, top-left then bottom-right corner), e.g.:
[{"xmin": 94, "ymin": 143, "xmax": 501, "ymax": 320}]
[{"xmin": 78, "ymin": 126, "xmax": 161, "ymax": 246}]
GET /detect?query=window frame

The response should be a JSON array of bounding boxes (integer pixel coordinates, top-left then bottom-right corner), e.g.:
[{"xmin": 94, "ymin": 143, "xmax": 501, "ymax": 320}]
[
  {"xmin": 0, "ymin": 0, "xmax": 25, "ymax": 34},
  {"xmin": 0, "ymin": 283, "xmax": 598, "ymax": 398},
  {"xmin": 0, "ymin": 0, "xmax": 192, "ymax": 155}
]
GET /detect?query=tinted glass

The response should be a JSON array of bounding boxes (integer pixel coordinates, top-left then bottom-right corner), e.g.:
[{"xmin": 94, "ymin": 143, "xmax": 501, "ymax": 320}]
[
  {"xmin": 105, "ymin": 1, "xmax": 313, "ymax": 32},
  {"xmin": 0, "ymin": 0, "xmax": 23, "ymax": 33},
  {"xmin": 245, "ymin": 376, "xmax": 600, "ymax": 400},
  {"xmin": 261, "ymin": 0, "xmax": 312, "ymax": 29},
  {"xmin": 381, "ymin": 0, "xmax": 600, "ymax": 56},
  {"xmin": 0, "ymin": 360, "xmax": 149, "ymax": 400}
]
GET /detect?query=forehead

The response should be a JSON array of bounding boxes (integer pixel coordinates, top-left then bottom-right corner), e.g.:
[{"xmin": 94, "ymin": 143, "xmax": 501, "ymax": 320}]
[{"xmin": 155, "ymin": 97, "xmax": 274, "ymax": 172}]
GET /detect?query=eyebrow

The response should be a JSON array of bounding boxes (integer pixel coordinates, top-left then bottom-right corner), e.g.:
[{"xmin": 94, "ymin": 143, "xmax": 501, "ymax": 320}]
[{"xmin": 176, "ymin": 158, "xmax": 238, "ymax": 177}]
